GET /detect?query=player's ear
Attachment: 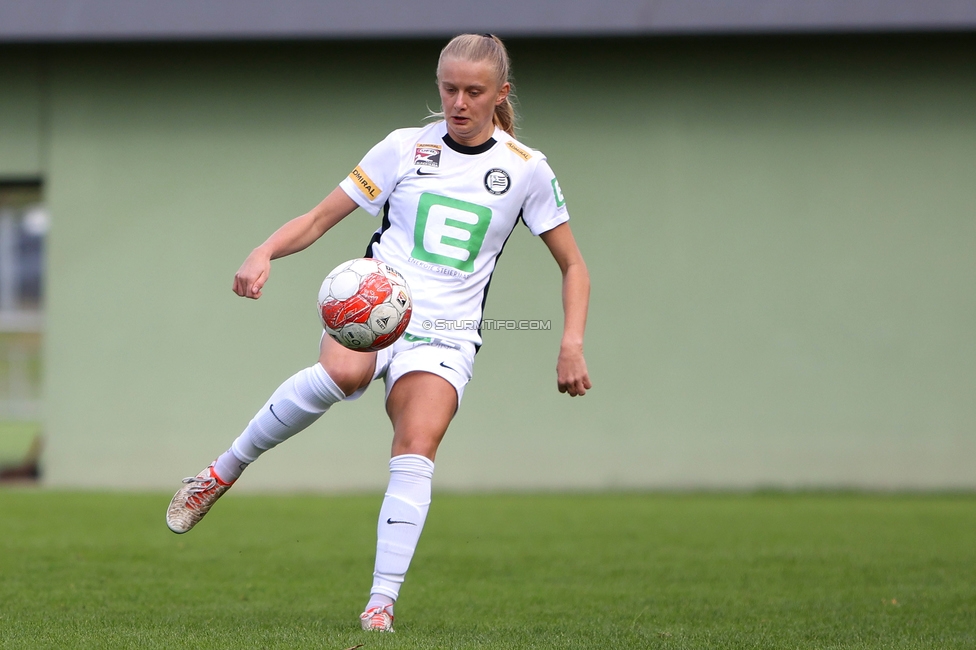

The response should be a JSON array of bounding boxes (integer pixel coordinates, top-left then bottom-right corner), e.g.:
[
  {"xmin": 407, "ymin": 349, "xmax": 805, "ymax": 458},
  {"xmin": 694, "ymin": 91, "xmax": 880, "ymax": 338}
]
[{"xmin": 496, "ymin": 82, "xmax": 511, "ymax": 105}]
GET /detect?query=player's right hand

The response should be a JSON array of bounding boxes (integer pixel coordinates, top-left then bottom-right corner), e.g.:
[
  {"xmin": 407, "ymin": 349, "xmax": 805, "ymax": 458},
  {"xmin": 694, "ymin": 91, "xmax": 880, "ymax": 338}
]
[
  {"xmin": 233, "ymin": 249, "xmax": 271, "ymax": 299},
  {"xmin": 556, "ymin": 344, "xmax": 592, "ymax": 397}
]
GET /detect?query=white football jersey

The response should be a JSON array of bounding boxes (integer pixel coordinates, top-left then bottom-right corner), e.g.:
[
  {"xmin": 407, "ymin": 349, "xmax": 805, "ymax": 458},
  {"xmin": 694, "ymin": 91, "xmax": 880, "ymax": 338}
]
[{"xmin": 338, "ymin": 121, "xmax": 569, "ymax": 348}]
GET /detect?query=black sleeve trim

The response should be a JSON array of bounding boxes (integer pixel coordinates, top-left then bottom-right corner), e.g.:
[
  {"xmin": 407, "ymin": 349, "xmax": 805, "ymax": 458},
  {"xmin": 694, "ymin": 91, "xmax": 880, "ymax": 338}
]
[{"xmin": 364, "ymin": 201, "xmax": 392, "ymax": 257}]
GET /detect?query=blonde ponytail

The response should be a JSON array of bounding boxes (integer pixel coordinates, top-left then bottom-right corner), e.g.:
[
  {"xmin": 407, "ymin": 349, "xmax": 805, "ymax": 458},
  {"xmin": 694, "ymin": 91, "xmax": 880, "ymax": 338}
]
[
  {"xmin": 493, "ymin": 94, "xmax": 516, "ymax": 138},
  {"xmin": 436, "ymin": 33, "xmax": 517, "ymax": 137}
]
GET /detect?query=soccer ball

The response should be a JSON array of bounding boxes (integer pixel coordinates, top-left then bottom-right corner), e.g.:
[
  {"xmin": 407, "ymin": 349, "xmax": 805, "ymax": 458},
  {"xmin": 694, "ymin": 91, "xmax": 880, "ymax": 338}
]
[{"xmin": 317, "ymin": 258, "xmax": 412, "ymax": 352}]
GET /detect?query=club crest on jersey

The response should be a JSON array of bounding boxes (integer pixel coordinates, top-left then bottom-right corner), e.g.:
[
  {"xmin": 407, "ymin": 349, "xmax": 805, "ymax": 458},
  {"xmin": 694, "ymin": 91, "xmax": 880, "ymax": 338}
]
[
  {"xmin": 414, "ymin": 144, "xmax": 442, "ymax": 168},
  {"xmin": 484, "ymin": 168, "xmax": 511, "ymax": 195}
]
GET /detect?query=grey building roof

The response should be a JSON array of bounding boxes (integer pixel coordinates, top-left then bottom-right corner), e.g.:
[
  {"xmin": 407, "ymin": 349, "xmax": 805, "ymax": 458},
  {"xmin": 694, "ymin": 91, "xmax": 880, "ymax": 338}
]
[{"xmin": 2, "ymin": 0, "xmax": 975, "ymax": 42}]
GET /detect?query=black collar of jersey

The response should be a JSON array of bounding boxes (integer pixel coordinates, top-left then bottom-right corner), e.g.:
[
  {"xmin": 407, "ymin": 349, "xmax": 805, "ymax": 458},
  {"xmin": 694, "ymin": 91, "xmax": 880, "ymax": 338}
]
[{"xmin": 442, "ymin": 132, "xmax": 497, "ymax": 155}]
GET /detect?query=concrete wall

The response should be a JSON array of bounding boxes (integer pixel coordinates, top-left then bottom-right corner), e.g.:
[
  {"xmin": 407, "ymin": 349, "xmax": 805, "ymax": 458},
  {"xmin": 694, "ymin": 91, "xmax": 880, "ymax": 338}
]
[{"xmin": 3, "ymin": 35, "xmax": 974, "ymax": 490}]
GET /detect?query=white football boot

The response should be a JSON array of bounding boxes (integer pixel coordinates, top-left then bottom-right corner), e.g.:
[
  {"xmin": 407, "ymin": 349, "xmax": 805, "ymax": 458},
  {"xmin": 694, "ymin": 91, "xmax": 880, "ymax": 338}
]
[
  {"xmin": 359, "ymin": 605, "xmax": 395, "ymax": 632},
  {"xmin": 166, "ymin": 465, "xmax": 233, "ymax": 534}
]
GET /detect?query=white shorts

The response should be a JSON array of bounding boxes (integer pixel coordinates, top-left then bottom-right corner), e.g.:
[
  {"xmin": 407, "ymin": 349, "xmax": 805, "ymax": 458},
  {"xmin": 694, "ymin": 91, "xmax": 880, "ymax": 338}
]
[{"xmin": 345, "ymin": 334, "xmax": 475, "ymax": 407}]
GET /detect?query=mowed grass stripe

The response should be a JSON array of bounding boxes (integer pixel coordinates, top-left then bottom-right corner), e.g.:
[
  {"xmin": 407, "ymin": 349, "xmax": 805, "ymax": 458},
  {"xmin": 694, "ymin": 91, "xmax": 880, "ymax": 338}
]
[{"xmin": 0, "ymin": 492, "xmax": 973, "ymax": 649}]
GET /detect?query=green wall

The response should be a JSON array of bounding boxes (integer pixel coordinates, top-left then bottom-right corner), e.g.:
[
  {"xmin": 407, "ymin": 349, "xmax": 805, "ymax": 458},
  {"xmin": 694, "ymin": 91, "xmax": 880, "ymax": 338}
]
[{"xmin": 4, "ymin": 36, "xmax": 973, "ymax": 490}]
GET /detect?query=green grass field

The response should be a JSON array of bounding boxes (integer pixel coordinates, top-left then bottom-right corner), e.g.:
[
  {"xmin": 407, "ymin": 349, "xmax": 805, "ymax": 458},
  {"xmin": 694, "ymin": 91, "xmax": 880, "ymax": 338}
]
[{"xmin": 0, "ymin": 491, "xmax": 973, "ymax": 649}]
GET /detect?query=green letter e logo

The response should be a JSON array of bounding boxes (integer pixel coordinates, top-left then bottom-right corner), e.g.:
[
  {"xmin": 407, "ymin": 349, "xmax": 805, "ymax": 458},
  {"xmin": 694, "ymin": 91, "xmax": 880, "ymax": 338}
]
[
  {"xmin": 412, "ymin": 193, "xmax": 492, "ymax": 273},
  {"xmin": 551, "ymin": 178, "xmax": 566, "ymax": 208}
]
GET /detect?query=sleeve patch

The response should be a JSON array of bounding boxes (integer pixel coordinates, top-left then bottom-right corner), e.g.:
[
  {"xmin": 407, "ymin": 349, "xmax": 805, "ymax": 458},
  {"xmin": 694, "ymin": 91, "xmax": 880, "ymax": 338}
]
[
  {"xmin": 506, "ymin": 141, "xmax": 532, "ymax": 161},
  {"xmin": 551, "ymin": 178, "xmax": 566, "ymax": 207},
  {"xmin": 349, "ymin": 165, "xmax": 382, "ymax": 200}
]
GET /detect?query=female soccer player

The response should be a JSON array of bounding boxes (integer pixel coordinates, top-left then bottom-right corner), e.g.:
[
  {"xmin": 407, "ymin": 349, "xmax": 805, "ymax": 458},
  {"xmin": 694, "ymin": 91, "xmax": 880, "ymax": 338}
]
[{"xmin": 166, "ymin": 33, "xmax": 591, "ymax": 632}]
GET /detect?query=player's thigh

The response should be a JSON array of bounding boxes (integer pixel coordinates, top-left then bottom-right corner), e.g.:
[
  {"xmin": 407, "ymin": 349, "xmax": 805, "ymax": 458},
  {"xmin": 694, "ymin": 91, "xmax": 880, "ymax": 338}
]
[
  {"xmin": 386, "ymin": 371, "xmax": 458, "ymax": 460},
  {"xmin": 318, "ymin": 334, "xmax": 377, "ymax": 396}
]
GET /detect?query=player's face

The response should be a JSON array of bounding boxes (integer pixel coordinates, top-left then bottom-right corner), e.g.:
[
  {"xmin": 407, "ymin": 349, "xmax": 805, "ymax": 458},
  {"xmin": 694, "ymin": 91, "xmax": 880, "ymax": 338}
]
[{"xmin": 438, "ymin": 58, "xmax": 510, "ymax": 147}]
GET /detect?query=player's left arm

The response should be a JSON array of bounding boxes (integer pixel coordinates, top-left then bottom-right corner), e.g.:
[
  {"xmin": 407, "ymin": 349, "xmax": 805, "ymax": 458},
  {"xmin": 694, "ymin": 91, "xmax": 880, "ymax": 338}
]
[{"xmin": 540, "ymin": 222, "xmax": 592, "ymax": 397}]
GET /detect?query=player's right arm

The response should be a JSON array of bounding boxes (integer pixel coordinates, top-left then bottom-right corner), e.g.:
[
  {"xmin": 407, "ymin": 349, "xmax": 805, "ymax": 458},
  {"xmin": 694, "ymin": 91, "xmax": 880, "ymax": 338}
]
[{"xmin": 233, "ymin": 187, "xmax": 359, "ymax": 299}]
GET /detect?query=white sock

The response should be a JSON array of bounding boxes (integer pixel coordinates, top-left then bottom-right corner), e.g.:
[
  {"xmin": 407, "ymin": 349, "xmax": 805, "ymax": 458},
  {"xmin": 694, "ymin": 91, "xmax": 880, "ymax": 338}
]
[
  {"xmin": 211, "ymin": 449, "xmax": 248, "ymax": 484},
  {"xmin": 365, "ymin": 593, "xmax": 394, "ymax": 612},
  {"xmin": 229, "ymin": 364, "xmax": 346, "ymax": 465},
  {"xmin": 368, "ymin": 454, "xmax": 435, "ymax": 606}
]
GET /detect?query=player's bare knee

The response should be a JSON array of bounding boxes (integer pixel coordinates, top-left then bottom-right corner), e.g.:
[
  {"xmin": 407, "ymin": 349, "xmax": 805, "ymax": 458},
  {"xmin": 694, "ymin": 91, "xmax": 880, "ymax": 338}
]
[{"xmin": 314, "ymin": 361, "xmax": 365, "ymax": 397}]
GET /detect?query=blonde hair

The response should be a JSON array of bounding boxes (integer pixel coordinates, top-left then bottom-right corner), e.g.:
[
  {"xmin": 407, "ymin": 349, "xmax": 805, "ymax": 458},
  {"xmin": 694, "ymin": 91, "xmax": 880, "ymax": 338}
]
[{"xmin": 435, "ymin": 33, "xmax": 517, "ymax": 137}]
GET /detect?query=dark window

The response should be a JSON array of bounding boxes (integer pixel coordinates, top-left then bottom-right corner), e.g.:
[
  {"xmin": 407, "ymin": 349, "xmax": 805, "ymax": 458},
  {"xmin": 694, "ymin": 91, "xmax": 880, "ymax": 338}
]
[{"xmin": 0, "ymin": 183, "xmax": 45, "ymax": 477}]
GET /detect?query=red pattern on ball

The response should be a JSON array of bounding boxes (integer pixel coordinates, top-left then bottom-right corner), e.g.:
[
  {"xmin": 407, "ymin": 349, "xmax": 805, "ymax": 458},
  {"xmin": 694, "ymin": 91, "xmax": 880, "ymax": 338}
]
[
  {"xmin": 358, "ymin": 273, "xmax": 393, "ymax": 305},
  {"xmin": 321, "ymin": 294, "xmax": 370, "ymax": 329},
  {"xmin": 321, "ymin": 273, "xmax": 395, "ymax": 330}
]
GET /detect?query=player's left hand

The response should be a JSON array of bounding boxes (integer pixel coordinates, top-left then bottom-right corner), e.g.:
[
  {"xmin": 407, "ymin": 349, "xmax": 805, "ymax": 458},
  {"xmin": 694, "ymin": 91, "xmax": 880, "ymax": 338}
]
[{"xmin": 557, "ymin": 344, "xmax": 591, "ymax": 396}]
